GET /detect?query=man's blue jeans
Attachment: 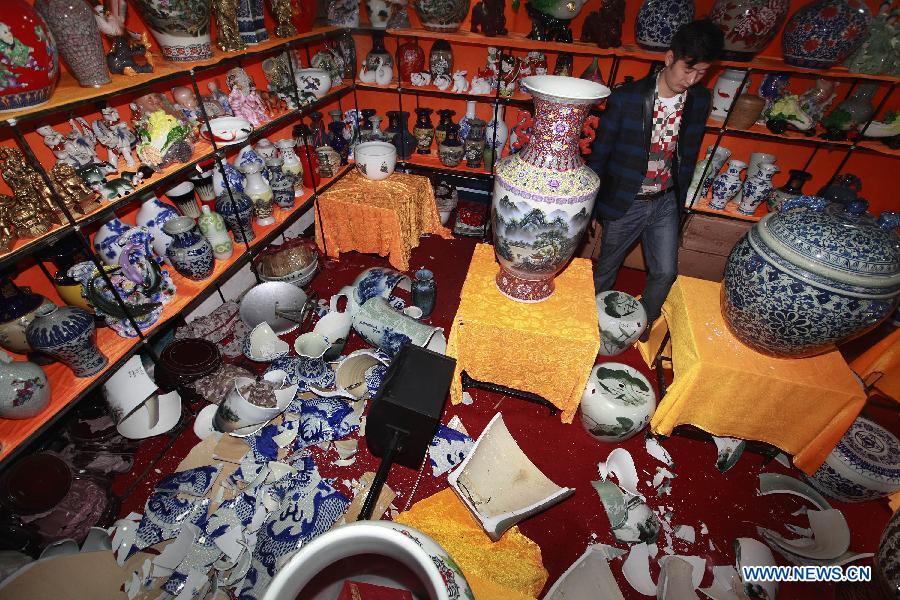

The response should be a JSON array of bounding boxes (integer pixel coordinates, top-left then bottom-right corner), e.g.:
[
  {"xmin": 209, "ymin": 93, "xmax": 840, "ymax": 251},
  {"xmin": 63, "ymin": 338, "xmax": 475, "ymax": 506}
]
[{"xmin": 593, "ymin": 190, "xmax": 679, "ymax": 322}]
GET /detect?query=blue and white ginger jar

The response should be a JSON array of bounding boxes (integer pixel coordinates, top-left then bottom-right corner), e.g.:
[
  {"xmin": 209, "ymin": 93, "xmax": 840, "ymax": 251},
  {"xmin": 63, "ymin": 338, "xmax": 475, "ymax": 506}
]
[
  {"xmin": 163, "ymin": 217, "xmax": 214, "ymax": 281},
  {"xmin": 722, "ymin": 196, "xmax": 900, "ymax": 357},
  {"xmin": 25, "ymin": 304, "xmax": 108, "ymax": 377},
  {"xmin": 635, "ymin": 0, "xmax": 695, "ymax": 51},
  {"xmin": 782, "ymin": 0, "xmax": 871, "ymax": 69}
]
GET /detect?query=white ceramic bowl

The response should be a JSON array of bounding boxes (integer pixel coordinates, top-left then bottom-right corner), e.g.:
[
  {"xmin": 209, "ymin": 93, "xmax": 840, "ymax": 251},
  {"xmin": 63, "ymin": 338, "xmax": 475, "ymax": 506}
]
[
  {"xmin": 580, "ymin": 362, "xmax": 656, "ymax": 442},
  {"xmin": 295, "ymin": 68, "xmax": 332, "ymax": 100},
  {"xmin": 200, "ymin": 117, "xmax": 253, "ymax": 145},
  {"xmin": 353, "ymin": 141, "xmax": 397, "ymax": 181}
]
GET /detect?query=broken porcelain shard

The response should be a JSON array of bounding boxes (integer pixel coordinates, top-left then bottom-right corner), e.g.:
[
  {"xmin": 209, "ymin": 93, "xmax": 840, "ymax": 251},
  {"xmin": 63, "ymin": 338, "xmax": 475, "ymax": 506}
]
[
  {"xmin": 713, "ymin": 435, "xmax": 747, "ymax": 473},
  {"xmin": 597, "ymin": 447, "xmax": 643, "ymax": 498},
  {"xmin": 756, "ymin": 508, "xmax": 850, "ymax": 561},
  {"xmin": 657, "ymin": 556, "xmax": 700, "ymax": 600},
  {"xmin": 243, "ymin": 322, "xmax": 290, "ymax": 362},
  {"xmin": 734, "ymin": 537, "xmax": 778, "ymax": 600},
  {"xmin": 646, "ymin": 435, "xmax": 674, "ymax": 466},
  {"xmin": 447, "ymin": 412, "xmax": 574, "ymax": 541},
  {"xmin": 757, "ymin": 472, "xmax": 831, "ymax": 510},
  {"xmin": 544, "ymin": 544, "xmax": 625, "ymax": 600},
  {"xmin": 623, "ymin": 543, "xmax": 657, "ymax": 597}
]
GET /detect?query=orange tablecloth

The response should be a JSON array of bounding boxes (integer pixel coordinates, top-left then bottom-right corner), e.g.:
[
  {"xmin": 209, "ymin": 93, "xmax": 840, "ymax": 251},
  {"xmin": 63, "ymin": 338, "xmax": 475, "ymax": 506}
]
[
  {"xmin": 642, "ymin": 276, "xmax": 867, "ymax": 475},
  {"xmin": 314, "ymin": 171, "xmax": 451, "ymax": 271},
  {"xmin": 447, "ymin": 244, "xmax": 600, "ymax": 423}
]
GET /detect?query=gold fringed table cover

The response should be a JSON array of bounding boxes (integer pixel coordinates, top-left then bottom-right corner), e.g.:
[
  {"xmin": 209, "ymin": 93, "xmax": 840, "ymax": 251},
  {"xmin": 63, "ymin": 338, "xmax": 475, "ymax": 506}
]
[
  {"xmin": 447, "ymin": 244, "xmax": 601, "ymax": 423},
  {"xmin": 395, "ymin": 489, "xmax": 548, "ymax": 599},
  {"xmin": 314, "ymin": 171, "xmax": 452, "ymax": 271},
  {"xmin": 641, "ymin": 276, "xmax": 866, "ymax": 475}
]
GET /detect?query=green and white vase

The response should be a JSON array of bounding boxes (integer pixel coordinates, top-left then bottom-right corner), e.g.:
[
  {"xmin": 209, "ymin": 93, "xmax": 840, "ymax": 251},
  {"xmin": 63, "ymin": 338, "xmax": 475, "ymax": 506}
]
[
  {"xmin": 198, "ymin": 206, "xmax": 233, "ymax": 261},
  {"xmin": 581, "ymin": 362, "xmax": 656, "ymax": 442}
]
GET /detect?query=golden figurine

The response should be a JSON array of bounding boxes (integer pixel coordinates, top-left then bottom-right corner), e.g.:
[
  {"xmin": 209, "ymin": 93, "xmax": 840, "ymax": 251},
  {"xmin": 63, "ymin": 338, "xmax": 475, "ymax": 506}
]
[
  {"xmin": 0, "ymin": 197, "xmax": 18, "ymax": 252},
  {"xmin": 50, "ymin": 163, "xmax": 102, "ymax": 215},
  {"xmin": 214, "ymin": 0, "xmax": 246, "ymax": 52},
  {"xmin": 0, "ymin": 193, "xmax": 51, "ymax": 238},
  {"xmin": 0, "ymin": 147, "xmax": 64, "ymax": 226},
  {"xmin": 270, "ymin": 0, "xmax": 298, "ymax": 37}
]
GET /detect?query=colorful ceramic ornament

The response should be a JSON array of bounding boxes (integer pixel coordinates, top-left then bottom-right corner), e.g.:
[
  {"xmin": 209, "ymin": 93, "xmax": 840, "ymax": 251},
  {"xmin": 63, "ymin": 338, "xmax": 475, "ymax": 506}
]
[
  {"xmin": 635, "ymin": 0, "xmax": 694, "ymax": 51},
  {"xmin": 0, "ymin": 1, "xmax": 58, "ymax": 112},
  {"xmin": 0, "ymin": 351, "xmax": 50, "ymax": 419},
  {"xmin": 132, "ymin": 0, "xmax": 213, "ymax": 61},
  {"xmin": 412, "ymin": 0, "xmax": 470, "ymax": 32},
  {"xmin": 710, "ymin": 0, "xmax": 790, "ymax": 61}
]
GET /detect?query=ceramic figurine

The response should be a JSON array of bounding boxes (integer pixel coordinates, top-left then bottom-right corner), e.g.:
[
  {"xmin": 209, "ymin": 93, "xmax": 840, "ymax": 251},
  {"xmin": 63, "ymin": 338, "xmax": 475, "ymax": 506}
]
[
  {"xmin": 94, "ymin": 0, "xmax": 154, "ymax": 75},
  {"xmin": 213, "ymin": 0, "xmax": 245, "ymax": 52},
  {"xmin": 0, "ymin": 1, "xmax": 58, "ymax": 112},
  {"xmin": 798, "ymin": 79, "xmax": 838, "ymax": 124},
  {"xmin": 471, "ymin": 0, "xmax": 507, "ymax": 36},
  {"xmin": 782, "ymin": 0, "xmax": 872, "ymax": 69},
  {"xmin": 226, "ymin": 67, "xmax": 269, "ymax": 127},
  {"xmin": 824, "ymin": 82, "xmax": 878, "ymax": 136},
  {"xmin": 132, "ymin": 0, "xmax": 213, "ymax": 61},
  {"xmin": 766, "ymin": 94, "xmax": 814, "ymax": 133},
  {"xmin": 845, "ymin": 1, "xmax": 899, "ymax": 77},
  {"xmin": 710, "ymin": 0, "xmax": 790, "ymax": 61},
  {"xmin": 723, "ymin": 197, "xmax": 900, "ymax": 357},
  {"xmin": 634, "ymin": 0, "xmax": 694, "ymax": 51},
  {"xmin": 241, "ymin": 162, "xmax": 275, "ymax": 226},
  {"xmin": 758, "ymin": 72, "xmax": 790, "ymax": 121},
  {"xmin": 207, "ymin": 80, "xmax": 234, "ymax": 115},
  {"xmin": 413, "ymin": 108, "xmax": 435, "ymax": 154},
  {"xmin": 269, "ymin": 0, "xmax": 296, "ymax": 37},
  {"xmin": 365, "ymin": 0, "xmax": 390, "ymax": 27},
  {"xmin": 26, "ymin": 305, "xmax": 107, "ymax": 377},
  {"xmin": 491, "ymin": 77, "xmax": 609, "ymax": 302},
  {"xmin": 710, "ymin": 159, "xmax": 746, "ymax": 209},
  {"xmin": 508, "ymin": 108, "xmax": 533, "ymax": 153},
  {"xmin": 237, "ymin": 0, "xmax": 268, "ymax": 44},
  {"xmin": 312, "ymin": 46, "xmax": 346, "ymax": 86},
  {"xmin": 171, "ymin": 85, "xmax": 204, "ymax": 123},
  {"xmin": 35, "ymin": 0, "xmax": 110, "ymax": 87},
  {"xmin": 91, "ymin": 107, "xmax": 137, "ymax": 171},
  {"xmin": 198, "ymin": 205, "xmax": 233, "ymax": 260},
  {"xmin": 524, "ymin": 0, "xmax": 590, "ymax": 42},
  {"xmin": 0, "ymin": 351, "xmax": 50, "ymax": 419},
  {"xmin": 581, "ymin": 0, "xmax": 626, "ymax": 48},
  {"xmin": 327, "ymin": 0, "xmax": 360, "ymax": 27},
  {"xmin": 163, "ymin": 216, "xmax": 214, "ymax": 280},
  {"xmin": 37, "ymin": 122, "xmax": 100, "ymax": 169},
  {"xmin": 498, "ymin": 54, "xmax": 519, "ymax": 97},
  {"xmin": 135, "ymin": 110, "xmax": 192, "ymax": 170},
  {"xmin": 412, "ymin": 0, "xmax": 470, "ymax": 31},
  {"xmin": 451, "ymin": 70, "xmax": 469, "ymax": 93},
  {"xmin": 0, "ymin": 204, "xmax": 16, "ymax": 252},
  {"xmin": 0, "ymin": 147, "xmax": 63, "ymax": 231},
  {"xmin": 581, "ymin": 363, "xmax": 656, "ymax": 442},
  {"xmin": 738, "ymin": 163, "xmax": 778, "ymax": 216}
]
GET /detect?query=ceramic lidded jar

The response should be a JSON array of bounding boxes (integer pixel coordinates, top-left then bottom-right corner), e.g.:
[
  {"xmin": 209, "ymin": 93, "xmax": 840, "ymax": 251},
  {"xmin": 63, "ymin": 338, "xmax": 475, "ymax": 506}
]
[
  {"xmin": 635, "ymin": 0, "xmax": 695, "ymax": 51},
  {"xmin": 581, "ymin": 363, "xmax": 656, "ymax": 442},
  {"xmin": 0, "ymin": 351, "xmax": 50, "ymax": 419},
  {"xmin": 0, "ymin": 1, "xmax": 58, "ymax": 111},
  {"xmin": 492, "ymin": 75, "xmax": 610, "ymax": 302},
  {"xmin": 35, "ymin": 0, "xmax": 108, "ymax": 88},
  {"xmin": 596, "ymin": 291, "xmax": 647, "ymax": 356},
  {"xmin": 163, "ymin": 216, "xmax": 215, "ymax": 281},
  {"xmin": 0, "ymin": 278, "xmax": 55, "ymax": 355},
  {"xmin": 782, "ymin": 0, "xmax": 872, "ymax": 69},
  {"xmin": 132, "ymin": 0, "xmax": 213, "ymax": 61},
  {"xmin": 26, "ymin": 305, "xmax": 107, "ymax": 377},
  {"xmin": 215, "ymin": 189, "xmax": 256, "ymax": 243},
  {"xmin": 723, "ymin": 197, "xmax": 900, "ymax": 357},
  {"xmin": 197, "ymin": 205, "xmax": 233, "ymax": 261},
  {"xmin": 710, "ymin": 0, "xmax": 791, "ymax": 61},
  {"xmin": 413, "ymin": 0, "xmax": 471, "ymax": 32}
]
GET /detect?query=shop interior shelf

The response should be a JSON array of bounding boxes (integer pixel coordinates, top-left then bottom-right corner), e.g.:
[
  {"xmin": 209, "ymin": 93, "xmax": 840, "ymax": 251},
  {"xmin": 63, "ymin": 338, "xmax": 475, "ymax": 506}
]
[
  {"xmin": 0, "ymin": 164, "xmax": 351, "ymax": 465},
  {"xmin": 1, "ymin": 26, "xmax": 343, "ymax": 126},
  {"xmin": 687, "ymin": 193, "xmax": 766, "ymax": 223},
  {"xmin": 356, "ymin": 81, "xmax": 531, "ymax": 105}
]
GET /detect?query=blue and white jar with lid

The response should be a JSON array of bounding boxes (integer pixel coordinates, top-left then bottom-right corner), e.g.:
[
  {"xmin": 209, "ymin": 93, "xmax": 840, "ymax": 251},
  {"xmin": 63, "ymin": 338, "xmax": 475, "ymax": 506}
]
[{"xmin": 25, "ymin": 305, "xmax": 108, "ymax": 378}]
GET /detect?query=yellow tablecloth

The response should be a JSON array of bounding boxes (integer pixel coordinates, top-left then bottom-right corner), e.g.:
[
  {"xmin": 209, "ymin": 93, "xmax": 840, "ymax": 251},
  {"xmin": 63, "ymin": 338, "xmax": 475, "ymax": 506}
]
[
  {"xmin": 644, "ymin": 276, "xmax": 867, "ymax": 475},
  {"xmin": 447, "ymin": 244, "xmax": 600, "ymax": 423},
  {"xmin": 314, "ymin": 171, "xmax": 452, "ymax": 271},
  {"xmin": 395, "ymin": 489, "xmax": 548, "ymax": 600}
]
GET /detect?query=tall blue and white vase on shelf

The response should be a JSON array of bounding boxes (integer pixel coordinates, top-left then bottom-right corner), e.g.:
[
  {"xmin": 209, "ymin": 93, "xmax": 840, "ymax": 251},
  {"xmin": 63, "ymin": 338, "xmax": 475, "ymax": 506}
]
[
  {"xmin": 238, "ymin": 0, "xmax": 269, "ymax": 45},
  {"xmin": 738, "ymin": 163, "xmax": 778, "ymax": 216},
  {"xmin": 722, "ymin": 197, "xmax": 900, "ymax": 357},
  {"xmin": 163, "ymin": 216, "xmax": 215, "ymax": 281},
  {"xmin": 0, "ymin": 351, "xmax": 50, "ymax": 419},
  {"xmin": 93, "ymin": 217, "xmax": 132, "ymax": 266},
  {"xmin": 132, "ymin": 0, "xmax": 213, "ymax": 62},
  {"xmin": 710, "ymin": 159, "xmax": 746, "ymax": 210},
  {"xmin": 216, "ymin": 189, "xmax": 256, "ymax": 243},
  {"xmin": 781, "ymin": 0, "xmax": 872, "ymax": 69},
  {"xmin": 136, "ymin": 196, "xmax": 179, "ymax": 260},
  {"xmin": 635, "ymin": 0, "xmax": 694, "ymax": 51},
  {"xmin": 25, "ymin": 305, "xmax": 108, "ymax": 378}
]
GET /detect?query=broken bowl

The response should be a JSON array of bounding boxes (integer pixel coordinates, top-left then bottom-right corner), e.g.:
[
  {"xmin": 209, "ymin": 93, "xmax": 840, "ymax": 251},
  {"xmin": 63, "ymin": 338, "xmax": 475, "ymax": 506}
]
[{"xmin": 242, "ymin": 322, "xmax": 290, "ymax": 362}]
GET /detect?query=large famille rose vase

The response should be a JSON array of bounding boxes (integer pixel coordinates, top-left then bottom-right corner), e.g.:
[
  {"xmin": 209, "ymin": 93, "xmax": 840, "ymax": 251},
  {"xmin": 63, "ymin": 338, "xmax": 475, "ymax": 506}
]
[
  {"xmin": 133, "ymin": 0, "xmax": 213, "ymax": 62},
  {"xmin": 722, "ymin": 196, "xmax": 900, "ymax": 358},
  {"xmin": 491, "ymin": 75, "xmax": 610, "ymax": 302},
  {"xmin": 710, "ymin": 0, "xmax": 791, "ymax": 61},
  {"xmin": 0, "ymin": 1, "xmax": 58, "ymax": 111},
  {"xmin": 781, "ymin": 0, "xmax": 871, "ymax": 69}
]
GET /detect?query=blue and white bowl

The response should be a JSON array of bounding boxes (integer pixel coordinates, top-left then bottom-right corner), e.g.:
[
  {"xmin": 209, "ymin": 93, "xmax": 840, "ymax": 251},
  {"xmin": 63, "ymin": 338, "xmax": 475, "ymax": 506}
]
[{"xmin": 807, "ymin": 416, "xmax": 900, "ymax": 503}]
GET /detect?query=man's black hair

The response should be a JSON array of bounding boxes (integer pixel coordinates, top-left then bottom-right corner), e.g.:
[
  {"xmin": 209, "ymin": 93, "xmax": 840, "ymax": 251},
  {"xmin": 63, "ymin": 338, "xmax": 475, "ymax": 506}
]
[{"xmin": 669, "ymin": 19, "xmax": 724, "ymax": 66}]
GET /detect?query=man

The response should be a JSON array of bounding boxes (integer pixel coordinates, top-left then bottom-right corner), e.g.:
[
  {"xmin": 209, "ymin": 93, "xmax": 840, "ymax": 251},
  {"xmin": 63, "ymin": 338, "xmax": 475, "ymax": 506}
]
[{"xmin": 587, "ymin": 20, "xmax": 724, "ymax": 340}]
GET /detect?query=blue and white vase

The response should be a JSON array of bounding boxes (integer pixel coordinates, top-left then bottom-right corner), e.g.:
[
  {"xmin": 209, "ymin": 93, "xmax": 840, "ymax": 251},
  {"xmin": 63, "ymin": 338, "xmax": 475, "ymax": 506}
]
[
  {"xmin": 264, "ymin": 157, "xmax": 295, "ymax": 209},
  {"xmin": 93, "ymin": 217, "xmax": 132, "ymax": 266},
  {"xmin": 25, "ymin": 305, "xmax": 107, "ymax": 378},
  {"xmin": 0, "ymin": 351, "xmax": 50, "ymax": 419},
  {"xmin": 738, "ymin": 163, "xmax": 778, "ymax": 216},
  {"xmin": 635, "ymin": 0, "xmax": 694, "ymax": 51},
  {"xmin": 723, "ymin": 197, "xmax": 900, "ymax": 357},
  {"xmin": 710, "ymin": 159, "xmax": 746, "ymax": 210},
  {"xmin": 136, "ymin": 196, "xmax": 179, "ymax": 260},
  {"xmin": 215, "ymin": 190, "xmax": 256, "ymax": 243},
  {"xmin": 237, "ymin": 0, "xmax": 268, "ymax": 45},
  {"xmin": 782, "ymin": 0, "xmax": 872, "ymax": 69},
  {"xmin": 212, "ymin": 161, "xmax": 245, "ymax": 196},
  {"xmin": 236, "ymin": 145, "xmax": 264, "ymax": 170},
  {"xmin": 163, "ymin": 216, "xmax": 215, "ymax": 281}
]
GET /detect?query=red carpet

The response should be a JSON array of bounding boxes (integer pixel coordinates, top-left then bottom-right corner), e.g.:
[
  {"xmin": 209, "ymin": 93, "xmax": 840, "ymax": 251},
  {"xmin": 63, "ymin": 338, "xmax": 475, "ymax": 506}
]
[{"xmin": 113, "ymin": 234, "xmax": 894, "ymax": 599}]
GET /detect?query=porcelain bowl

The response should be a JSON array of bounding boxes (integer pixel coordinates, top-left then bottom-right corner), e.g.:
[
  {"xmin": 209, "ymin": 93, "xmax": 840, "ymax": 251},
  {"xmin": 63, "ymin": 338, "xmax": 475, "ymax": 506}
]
[
  {"xmin": 200, "ymin": 117, "xmax": 253, "ymax": 145},
  {"xmin": 239, "ymin": 282, "xmax": 308, "ymax": 335},
  {"xmin": 353, "ymin": 141, "xmax": 397, "ymax": 181},
  {"xmin": 806, "ymin": 416, "xmax": 900, "ymax": 502},
  {"xmin": 294, "ymin": 68, "xmax": 332, "ymax": 100},
  {"xmin": 242, "ymin": 322, "xmax": 290, "ymax": 362},
  {"xmin": 580, "ymin": 362, "xmax": 656, "ymax": 442}
]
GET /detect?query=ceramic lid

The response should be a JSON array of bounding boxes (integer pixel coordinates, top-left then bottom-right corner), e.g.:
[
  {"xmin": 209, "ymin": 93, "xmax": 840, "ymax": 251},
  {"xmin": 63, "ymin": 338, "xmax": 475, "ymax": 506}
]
[
  {"xmin": 159, "ymin": 338, "xmax": 221, "ymax": 377},
  {"xmin": 757, "ymin": 197, "xmax": 900, "ymax": 292},
  {"xmin": 833, "ymin": 417, "xmax": 900, "ymax": 486}
]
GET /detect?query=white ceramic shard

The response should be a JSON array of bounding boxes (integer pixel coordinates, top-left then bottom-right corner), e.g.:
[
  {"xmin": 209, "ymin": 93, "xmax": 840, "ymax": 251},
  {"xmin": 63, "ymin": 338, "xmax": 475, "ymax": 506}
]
[
  {"xmin": 646, "ymin": 436, "xmax": 673, "ymax": 466},
  {"xmin": 659, "ymin": 555, "xmax": 706, "ymax": 589},
  {"xmin": 657, "ymin": 556, "xmax": 700, "ymax": 600},
  {"xmin": 734, "ymin": 538, "xmax": 778, "ymax": 600},
  {"xmin": 713, "ymin": 436, "xmax": 746, "ymax": 473},
  {"xmin": 699, "ymin": 566, "xmax": 744, "ymax": 600},
  {"xmin": 448, "ymin": 412, "xmax": 575, "ymax": 541},
  {"xmin": 623, "ymin": 543, "xmax": 657, "ymax": 597},
  {"xmin": 544, "ymin": 545, "xmax": 625, "ymax": 600},
  {"xmin": 598, "ymin": 448, "xmax": 643, "ymax": 498},
  {"xmin": 758, "ymin": 508, "xmax": 850, "ymax": 560},
  {"xmin": 615, "ymin": 497, "xmax": 661, "ymax": 545},
  {"xmin": 593, "ymin": 480, "xmax": 628, "ymax": 529},
  {"xmin": 674, "ymin": 525, "xmax": 696, "ymax": 543},
  {"xmin": 758, "ymin": 473, "xmax": 831, "ymax": 510},
  {"xmin": 653, "ymin": 468, "xmax": 676, "ymax": 489},
  {"xmin": 246, "ymin": 322, "xmax": 289, "ymax": 361}
]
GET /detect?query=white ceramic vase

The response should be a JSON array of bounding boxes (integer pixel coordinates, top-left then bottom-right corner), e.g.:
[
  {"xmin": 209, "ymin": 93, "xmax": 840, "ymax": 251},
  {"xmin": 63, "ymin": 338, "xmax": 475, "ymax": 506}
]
[
  {"xmin": 93, "ymin": 217, "xmax": 132, "ymax": 266},
  {"xmin": 241, "ymin": 162, "xmax": 275, "ymax": 226},
  {"xmin": 738, "ymin": 163, "xmax": 778, "ymax": 216},
  {"xmin": 596, "ymin": 290, "xmax": 647, "ymax": 356},
  {"xmin": 711, "ymin": 68, "xmax": 748, "ymax": 120},
  {"xmin": 352, "ymin": 297, "xmax": 446, "ymax": 356},
  {"xmin": 710, "ymin": 159, "xmax": 746, "ymax": 210},
  {"xmin": 276, "ymin": 139, "xmax": 305, "ymax": 197},
  {"xmin": 581, "ymin": 362, "xmax": 657, "ymax": 442},
  {"xmin": 735, "ymin": 151, "xmax": 776, "ymax": 203},
  {"xmin": 136, "ymin": 196, "xmax": 179, "ymax": 260},
  {"xmin": 485, "ymin": 103, "xmax": 508, "ymax": 150}
]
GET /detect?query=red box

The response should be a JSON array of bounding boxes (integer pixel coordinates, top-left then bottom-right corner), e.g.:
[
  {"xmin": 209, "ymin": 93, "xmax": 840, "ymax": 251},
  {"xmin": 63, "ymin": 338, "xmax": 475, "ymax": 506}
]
[{"xmin": 336, "ymin": 580, "xmax": 415, "ymax": 600}]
